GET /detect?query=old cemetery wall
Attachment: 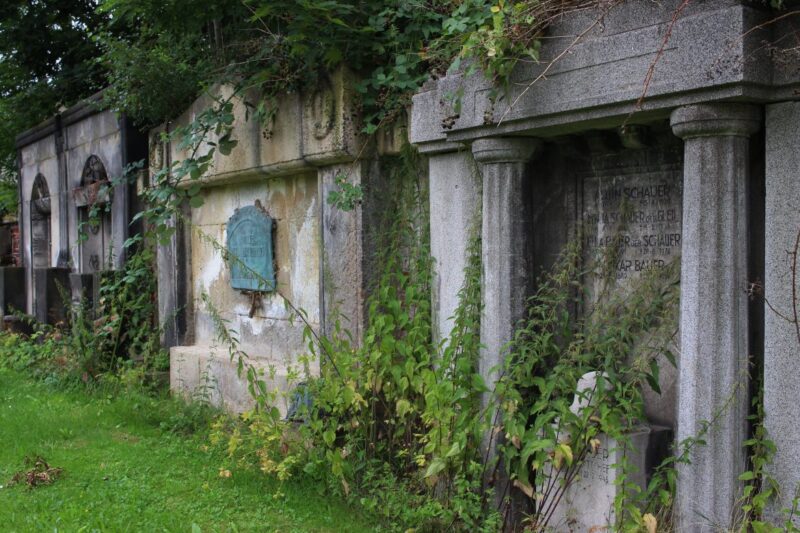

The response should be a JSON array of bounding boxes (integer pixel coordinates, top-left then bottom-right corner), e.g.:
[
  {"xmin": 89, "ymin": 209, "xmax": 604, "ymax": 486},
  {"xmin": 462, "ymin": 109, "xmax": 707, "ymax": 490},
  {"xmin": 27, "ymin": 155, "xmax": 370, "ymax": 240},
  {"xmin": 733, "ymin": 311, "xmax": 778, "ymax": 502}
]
[
  {"xmin": 15, "ymin": 94, "xmax": 146, "ymax": 325},
  {"xmin": 412, "ymin": 0, "xmax": 799, "ymax": 529},
  {"xmin": 158, "ymin": 70, "xmax": 403, "ymax": 414}
]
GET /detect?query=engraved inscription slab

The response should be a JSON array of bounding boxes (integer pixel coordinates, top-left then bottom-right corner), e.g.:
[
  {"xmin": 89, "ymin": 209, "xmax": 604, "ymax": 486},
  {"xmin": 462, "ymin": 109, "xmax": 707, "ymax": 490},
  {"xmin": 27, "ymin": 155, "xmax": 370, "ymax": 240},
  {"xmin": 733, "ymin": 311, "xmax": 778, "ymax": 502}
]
[
  {"xmin": 582, "ymin": 146, "xmax": 683, "ymax": 298},
  {"xmin": 226, "ymin": 205, "xmax": 275, "ymax": 292},
  {"xmin": 548, "ymin": 431, "xmax": 652, "ymax": 532},
  {"xmin": 30, "ymin": 217, "xmax": 50, "ymax": 268}
]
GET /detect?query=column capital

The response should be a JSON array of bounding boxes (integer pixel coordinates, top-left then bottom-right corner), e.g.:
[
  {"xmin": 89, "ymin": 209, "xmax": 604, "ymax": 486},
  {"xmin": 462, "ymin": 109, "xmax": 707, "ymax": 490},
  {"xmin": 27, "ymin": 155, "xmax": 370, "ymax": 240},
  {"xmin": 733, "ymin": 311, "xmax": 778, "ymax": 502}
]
[
  {"xmin": 671, "ymin": 103, "xmax": 761, "ymax": 140},
  {"xmin": 471, "ymin": 137, "xmax": 542, "ymax": 164}
]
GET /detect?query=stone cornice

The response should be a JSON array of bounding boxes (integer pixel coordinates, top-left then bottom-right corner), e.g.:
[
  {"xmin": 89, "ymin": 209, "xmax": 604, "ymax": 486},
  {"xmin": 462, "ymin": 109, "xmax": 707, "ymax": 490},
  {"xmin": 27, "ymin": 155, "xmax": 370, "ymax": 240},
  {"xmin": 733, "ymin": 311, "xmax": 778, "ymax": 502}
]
[{"xmin": 411, "ymin": 1, "xmax": 795, "ymax": 148}]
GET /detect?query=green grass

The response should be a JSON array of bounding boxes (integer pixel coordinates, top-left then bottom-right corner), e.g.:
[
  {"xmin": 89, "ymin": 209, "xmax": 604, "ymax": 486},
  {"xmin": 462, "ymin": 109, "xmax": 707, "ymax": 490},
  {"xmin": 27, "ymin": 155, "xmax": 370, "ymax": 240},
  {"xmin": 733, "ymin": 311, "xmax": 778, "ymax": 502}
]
[{"xmin": 0, "ymin": 368, "xmax": 376, "ymax": 532}]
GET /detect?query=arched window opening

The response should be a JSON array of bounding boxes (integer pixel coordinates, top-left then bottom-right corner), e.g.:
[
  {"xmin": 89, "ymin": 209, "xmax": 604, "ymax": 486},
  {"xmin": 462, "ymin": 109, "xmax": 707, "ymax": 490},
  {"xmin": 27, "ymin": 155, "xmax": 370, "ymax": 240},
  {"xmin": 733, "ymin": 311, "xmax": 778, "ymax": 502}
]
[
  {"xmin": 75, "ymin": 155, "xmax": 112, "ymax": 272},
  {"xmin": 30, "ymin": 174, "xmax": 51, "ymax": 269}
]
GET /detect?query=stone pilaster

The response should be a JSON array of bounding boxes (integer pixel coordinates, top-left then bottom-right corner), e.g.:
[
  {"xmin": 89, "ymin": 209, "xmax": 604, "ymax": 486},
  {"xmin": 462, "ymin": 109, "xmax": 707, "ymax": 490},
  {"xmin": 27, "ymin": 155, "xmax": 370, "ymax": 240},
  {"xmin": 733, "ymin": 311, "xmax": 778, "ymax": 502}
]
[
  {"xmin": 318, "ymin": 160, "xmax": 369, "ymax": 344},
  {"xmin": 54, "ymin": 117, "xmax": 70, "ymax": 268},
  {"xmin": 156, "ymin": 205, "xmax": 192, "ymax": 348},
  {"xmin": 472, "ymin": 137, "xmax": 540, "ymax": 462},
  {"xmin": 427, "ymin": 148, "xmax": 480, "ymax": 344},
  {"xmin": 670, "ymin": 103, "xmax": 760, "ymax": 532},
  {"xmin": 764, "ymin": 102, "xmax": 800, "ymax": 526}
]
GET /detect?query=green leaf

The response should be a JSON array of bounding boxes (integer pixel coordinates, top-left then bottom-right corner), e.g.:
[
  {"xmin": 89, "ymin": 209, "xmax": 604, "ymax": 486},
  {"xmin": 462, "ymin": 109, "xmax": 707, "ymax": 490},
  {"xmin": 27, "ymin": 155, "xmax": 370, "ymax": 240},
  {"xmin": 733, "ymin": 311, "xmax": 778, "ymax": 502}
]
[
  {"xmin": 647, "ymin": 358, "xmax": 661, "ymax": 394},
  {"xmin": 739, "ymin": 470, "xmax": 755, "ymax": 481},
  {"xmin": 445, "ymin": 441, "xmax": 462, "ymax": 458},
  {"xmin": 189, "ymin": 195, "xmax": 204, "ymax": 208},
  {"xmin": 218, "ymin": 135, "xmax": 238, "ymax": 156},
  {"xmin": 425, "ymin": 458, "xmax": 446, "ymax": 478},
  {"xmin": 396, "ymin": 398, "xmax": 412, "ymax": 417},
  {"xmin": 323, "ymin": 429, "xmax": 336, "ymax": 447},
  {"xmin": 471, "ymin": 373, "xmax": 488, "ymax": 393}
]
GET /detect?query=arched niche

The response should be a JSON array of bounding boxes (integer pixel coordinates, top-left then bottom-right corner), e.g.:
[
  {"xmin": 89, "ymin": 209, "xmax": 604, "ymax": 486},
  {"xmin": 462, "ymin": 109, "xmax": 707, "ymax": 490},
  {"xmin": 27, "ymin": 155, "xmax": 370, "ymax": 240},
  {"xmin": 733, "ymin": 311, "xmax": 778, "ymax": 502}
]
[
  {"xmin": 74, "ymin": 155, "xmax": 112, "ymax": 272},
  {"xmin": 30, "ymin": 173, "xmax": 51, "ymax": 268}
]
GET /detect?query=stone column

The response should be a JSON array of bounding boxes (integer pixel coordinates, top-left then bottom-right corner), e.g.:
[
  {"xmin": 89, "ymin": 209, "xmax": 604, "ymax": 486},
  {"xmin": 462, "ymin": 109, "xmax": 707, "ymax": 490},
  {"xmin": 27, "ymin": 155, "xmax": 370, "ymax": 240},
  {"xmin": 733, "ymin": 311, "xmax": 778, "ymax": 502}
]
[
  {"xmin": 764, "ymin": 102, "xmax": 800, "ymax": 525},
  {"xmin": 670, "ymin": 103, "xmax": 760, "ymax": 532},
  {"xmin": 472, "ymin": 137, "xmax": 540, "ymax": 453},
  {"xmin": 428, "ymin": 149, "xmax": 481, "ymax": 344}
]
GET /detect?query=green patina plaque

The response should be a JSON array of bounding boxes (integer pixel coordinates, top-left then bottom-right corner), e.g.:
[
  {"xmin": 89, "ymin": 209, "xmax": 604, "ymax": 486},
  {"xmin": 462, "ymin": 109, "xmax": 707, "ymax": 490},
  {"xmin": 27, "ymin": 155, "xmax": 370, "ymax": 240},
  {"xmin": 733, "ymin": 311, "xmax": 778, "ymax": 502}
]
[{"xmin": 226, "ymin": 205, "xmax": 275, "ymax": 292}]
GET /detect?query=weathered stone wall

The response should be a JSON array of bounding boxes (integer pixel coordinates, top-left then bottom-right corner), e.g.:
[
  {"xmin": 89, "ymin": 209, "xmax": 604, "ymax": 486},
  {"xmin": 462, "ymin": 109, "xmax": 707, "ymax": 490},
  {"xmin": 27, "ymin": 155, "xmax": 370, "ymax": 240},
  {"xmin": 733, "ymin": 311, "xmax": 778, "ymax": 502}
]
[
  {"xmin": 160, "ymin": 70, "xmax": 397, "ymax": 414},
  {"xmin": 169, "ymin": 172, "xmax": 322, "ymax": 413},
  {"xmin": 190, "ymin": 177, "xmax": 319, "ymax": 349}
]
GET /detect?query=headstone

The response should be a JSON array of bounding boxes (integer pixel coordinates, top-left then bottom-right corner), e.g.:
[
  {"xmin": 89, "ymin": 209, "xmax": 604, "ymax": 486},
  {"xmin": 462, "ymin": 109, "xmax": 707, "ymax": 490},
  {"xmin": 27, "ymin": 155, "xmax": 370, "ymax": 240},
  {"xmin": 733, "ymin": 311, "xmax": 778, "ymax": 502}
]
[
  {"xmin": 69, "ymin": 272, "xmax": 100, "ymax": 316},
  {"xmin": 548, "ymin": 374, "xmax": 672, "ymax": 532},
  {"xmin": 30, "ymin": 174, "xmax": 51, "ymax": 269},
  {"xmin": 569, "ymin": 370, "xmax": 608, "ymax": 416},
  {"xmin": 547, "ymin": 429, "xmax": 664, "ymax": 532},
  {"xmin": 226, "ymin": 204, "xmax": 275, "ymax": 292}
]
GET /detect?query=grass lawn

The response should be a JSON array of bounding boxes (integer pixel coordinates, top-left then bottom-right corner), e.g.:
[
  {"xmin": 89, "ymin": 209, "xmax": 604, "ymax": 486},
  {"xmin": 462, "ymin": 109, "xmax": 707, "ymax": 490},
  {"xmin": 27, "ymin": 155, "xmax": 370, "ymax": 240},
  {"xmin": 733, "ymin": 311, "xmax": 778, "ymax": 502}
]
[{"xmin": 0, "ymin": 368, "xmax": 376, "ymax": 532}]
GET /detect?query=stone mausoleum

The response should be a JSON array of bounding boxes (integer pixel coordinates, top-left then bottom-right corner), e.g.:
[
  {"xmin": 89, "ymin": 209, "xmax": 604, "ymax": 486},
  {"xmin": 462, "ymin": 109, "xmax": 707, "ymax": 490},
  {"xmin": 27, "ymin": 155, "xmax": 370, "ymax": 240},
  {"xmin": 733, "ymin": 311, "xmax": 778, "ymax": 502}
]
[
  {"xmin": 14, "ymin": 92, "xmax": 147, "ymax": 325},
  {"xmin": 156, "ymin": 73, "xmax": 402, "ymax": 413},
  {"xmin": 411, "ymin": 0, "xmax": 800, "ymax": 529}
]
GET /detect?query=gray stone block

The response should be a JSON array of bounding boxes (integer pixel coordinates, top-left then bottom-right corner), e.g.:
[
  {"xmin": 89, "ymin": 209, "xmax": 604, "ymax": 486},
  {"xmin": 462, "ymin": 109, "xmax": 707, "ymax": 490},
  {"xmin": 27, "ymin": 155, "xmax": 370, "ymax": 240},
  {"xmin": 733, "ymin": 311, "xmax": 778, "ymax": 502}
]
[{"xmin": 410, "ymin": 1, "xmax": 788, "ymax": 148}]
